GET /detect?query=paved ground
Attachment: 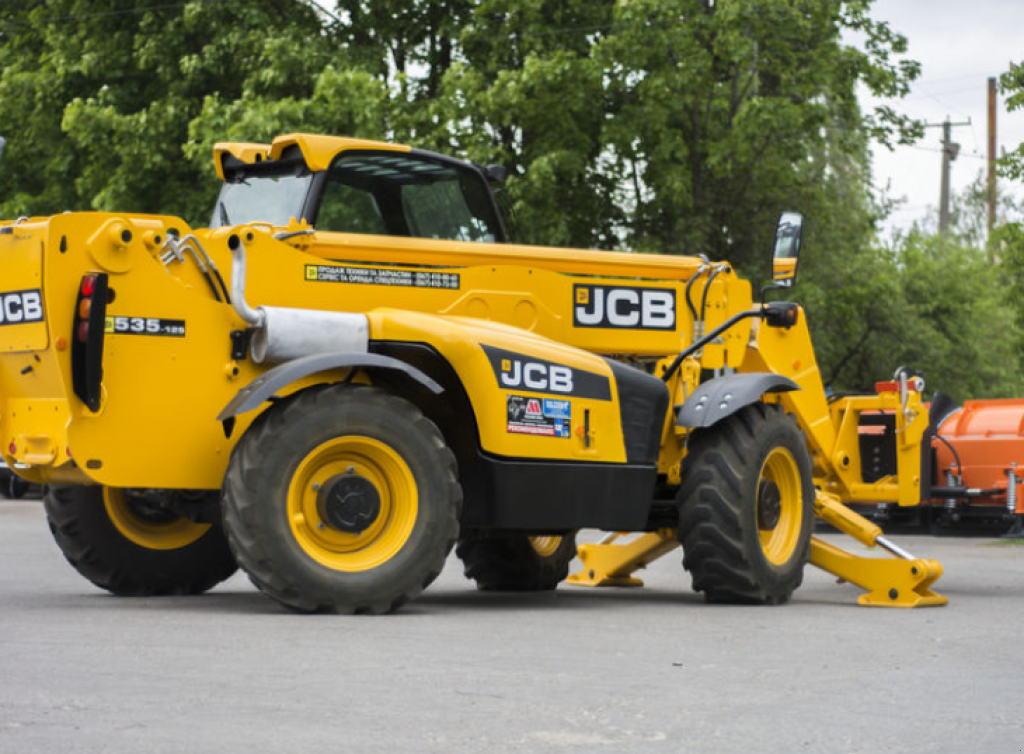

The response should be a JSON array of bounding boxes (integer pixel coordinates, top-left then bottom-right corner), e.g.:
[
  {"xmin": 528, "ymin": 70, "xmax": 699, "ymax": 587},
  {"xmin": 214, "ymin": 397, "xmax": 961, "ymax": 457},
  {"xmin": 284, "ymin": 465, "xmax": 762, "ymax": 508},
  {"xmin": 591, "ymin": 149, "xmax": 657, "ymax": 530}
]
[{"xmin": 1, "ymin": 497, "xmax": 1023, "ymax": 754}]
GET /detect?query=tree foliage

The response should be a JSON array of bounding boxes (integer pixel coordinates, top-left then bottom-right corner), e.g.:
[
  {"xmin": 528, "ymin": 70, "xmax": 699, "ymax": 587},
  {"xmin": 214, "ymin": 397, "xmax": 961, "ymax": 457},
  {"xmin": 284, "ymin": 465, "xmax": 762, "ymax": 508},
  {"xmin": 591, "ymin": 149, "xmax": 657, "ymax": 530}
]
[
  {"xmin": 999, "ymin": 60, "xmax": 1024, "ymax": 181},
  {"xmin": 1, "ymin": 1, "xmax": 918, "ymax": 250}
]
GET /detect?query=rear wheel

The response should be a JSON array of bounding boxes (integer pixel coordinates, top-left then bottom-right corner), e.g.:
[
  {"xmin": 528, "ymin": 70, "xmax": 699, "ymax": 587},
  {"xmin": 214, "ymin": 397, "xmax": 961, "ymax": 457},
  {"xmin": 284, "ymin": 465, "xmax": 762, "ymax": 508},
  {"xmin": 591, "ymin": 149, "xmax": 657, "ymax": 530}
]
[
  {"xmin": 222, "ymin": 385, "xmax": 461, "ymax": 614},
  {"xmin": 457, "ymin": 531, "xmax": 577, "ymax": 591},
  {"xmin": 44, "ymin": 486, "xmax": 237, "ymax": 595},
  {"xmin": 677, "ymin": 403, "xmax": 813, "ymax": 604},
  {"xmin": 6, "ymin": 472, "xmax": 30, "ymax": 499}
]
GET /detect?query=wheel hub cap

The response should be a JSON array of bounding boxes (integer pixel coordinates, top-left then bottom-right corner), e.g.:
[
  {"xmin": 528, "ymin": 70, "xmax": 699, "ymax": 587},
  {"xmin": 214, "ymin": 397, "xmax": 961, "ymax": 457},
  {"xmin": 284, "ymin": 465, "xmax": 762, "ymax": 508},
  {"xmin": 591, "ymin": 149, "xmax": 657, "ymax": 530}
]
[
  {"xmin": 757, "ymin": 479, "xmax": 782, "ymax": 531},
  {"xmin": 317, "ymin": 473, "xmax": 381, "ymax": 534}
]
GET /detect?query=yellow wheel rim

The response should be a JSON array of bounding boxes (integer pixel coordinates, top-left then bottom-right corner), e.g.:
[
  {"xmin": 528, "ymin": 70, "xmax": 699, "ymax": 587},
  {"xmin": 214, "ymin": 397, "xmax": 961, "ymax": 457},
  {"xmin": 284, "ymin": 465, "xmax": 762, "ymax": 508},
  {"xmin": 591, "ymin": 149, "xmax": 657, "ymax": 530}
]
[
  {"xmin": 529, "ymin": 535, "xmax": 562, "ymax": 558},
  {"xmin": 287, "ymin": 435, "xmax": 418, "ymax": 572},
  {"xmin": 757, "ymin": 447, "xmax": 804, "ymax": 565},
  {"xmin": 103, "ymin": 488, "xmax": 210, "ymax": 551}
]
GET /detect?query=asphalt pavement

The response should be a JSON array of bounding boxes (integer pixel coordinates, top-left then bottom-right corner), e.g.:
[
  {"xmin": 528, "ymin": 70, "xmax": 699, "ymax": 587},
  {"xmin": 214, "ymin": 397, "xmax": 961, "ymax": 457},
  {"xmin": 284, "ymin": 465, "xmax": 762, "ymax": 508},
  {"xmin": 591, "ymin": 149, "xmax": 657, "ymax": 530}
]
[{"xmin": 2, "ymin": 497, "xmax": 1023, "ymax": 754}]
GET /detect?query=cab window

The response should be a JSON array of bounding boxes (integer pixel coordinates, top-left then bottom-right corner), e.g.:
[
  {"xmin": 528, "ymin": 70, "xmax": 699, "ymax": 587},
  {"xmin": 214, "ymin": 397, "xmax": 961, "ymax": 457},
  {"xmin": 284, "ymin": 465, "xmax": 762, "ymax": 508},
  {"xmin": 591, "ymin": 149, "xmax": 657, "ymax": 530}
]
[{"xmin": 316, "ymin": 152, "xmax": 502, "ymax": 243}]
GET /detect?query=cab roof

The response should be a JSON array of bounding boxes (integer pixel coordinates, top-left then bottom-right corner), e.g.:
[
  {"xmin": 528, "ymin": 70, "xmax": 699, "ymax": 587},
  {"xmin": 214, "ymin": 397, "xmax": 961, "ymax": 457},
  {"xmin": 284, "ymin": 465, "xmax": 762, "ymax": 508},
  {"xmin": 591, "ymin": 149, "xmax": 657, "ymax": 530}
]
[{"xmin": 212, "ymin": 133, "xmax": 412, "ymax": 180}]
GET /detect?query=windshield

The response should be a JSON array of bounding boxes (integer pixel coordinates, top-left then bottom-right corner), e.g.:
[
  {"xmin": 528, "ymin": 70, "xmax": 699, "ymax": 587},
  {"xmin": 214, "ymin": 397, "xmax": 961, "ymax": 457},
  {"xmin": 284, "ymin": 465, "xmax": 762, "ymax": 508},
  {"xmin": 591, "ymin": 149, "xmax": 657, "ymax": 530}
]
[{"xmin": 210, "ymin": 165, "xmax": 311, "ymax": 228}]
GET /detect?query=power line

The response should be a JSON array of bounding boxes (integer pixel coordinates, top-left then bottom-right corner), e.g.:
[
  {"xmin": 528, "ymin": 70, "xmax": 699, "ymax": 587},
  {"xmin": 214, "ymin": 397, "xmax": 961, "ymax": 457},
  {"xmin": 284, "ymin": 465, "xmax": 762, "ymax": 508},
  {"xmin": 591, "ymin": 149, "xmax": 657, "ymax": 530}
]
[{"xmin": 907, "ymin": 144, "xmax": 985, "ymax": 160}]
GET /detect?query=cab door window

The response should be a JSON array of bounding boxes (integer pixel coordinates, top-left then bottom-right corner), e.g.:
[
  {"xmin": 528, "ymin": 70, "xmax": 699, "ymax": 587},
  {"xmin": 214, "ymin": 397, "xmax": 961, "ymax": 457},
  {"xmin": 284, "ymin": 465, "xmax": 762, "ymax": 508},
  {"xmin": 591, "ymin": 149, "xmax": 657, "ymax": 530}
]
[{"xmin": 316, "ymin": 152, "xmax": 502, "ymax": 242}]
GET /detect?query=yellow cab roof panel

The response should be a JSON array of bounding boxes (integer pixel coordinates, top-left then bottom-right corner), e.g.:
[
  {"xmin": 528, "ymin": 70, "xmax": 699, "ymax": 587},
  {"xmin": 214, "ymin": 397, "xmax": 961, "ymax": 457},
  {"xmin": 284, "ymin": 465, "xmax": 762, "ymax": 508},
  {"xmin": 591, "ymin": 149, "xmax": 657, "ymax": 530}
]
[{"xmin": 212, "ymin": 134, "xmax": 412, "ymax": 179}]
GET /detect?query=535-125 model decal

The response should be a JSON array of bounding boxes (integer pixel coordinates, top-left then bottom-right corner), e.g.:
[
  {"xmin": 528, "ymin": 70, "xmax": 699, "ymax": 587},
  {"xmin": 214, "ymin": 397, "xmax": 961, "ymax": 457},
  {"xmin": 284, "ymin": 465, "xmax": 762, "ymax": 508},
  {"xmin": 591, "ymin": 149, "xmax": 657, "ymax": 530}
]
[{"xmin": 105, "ymin": 316, "xmax": 186, "ymax": 337}]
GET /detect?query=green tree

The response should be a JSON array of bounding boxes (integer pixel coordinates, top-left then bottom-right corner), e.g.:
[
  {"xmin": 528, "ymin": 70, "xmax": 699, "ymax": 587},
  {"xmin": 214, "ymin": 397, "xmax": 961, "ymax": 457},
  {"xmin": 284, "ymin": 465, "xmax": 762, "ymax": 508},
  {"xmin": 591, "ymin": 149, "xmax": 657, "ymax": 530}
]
[
  {"xmin": 0, "ymin": 0, "xmax": 331, "ymax": 223},
  {"xmin": 999, "ymin": 60, "xmax": 1024, "ymax": 181},
  {"xmin": 810, "ymin": 186, "xmax": 1024, "ymax": 400}
]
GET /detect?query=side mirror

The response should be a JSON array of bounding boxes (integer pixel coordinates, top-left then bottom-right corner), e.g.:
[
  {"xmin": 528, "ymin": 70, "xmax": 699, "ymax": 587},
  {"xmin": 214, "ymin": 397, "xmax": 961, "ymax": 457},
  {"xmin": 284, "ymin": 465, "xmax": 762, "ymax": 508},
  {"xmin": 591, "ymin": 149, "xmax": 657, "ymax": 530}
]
[{"xmin": 772, "ymin": 211, "xmax": 803, "ymax": 288}]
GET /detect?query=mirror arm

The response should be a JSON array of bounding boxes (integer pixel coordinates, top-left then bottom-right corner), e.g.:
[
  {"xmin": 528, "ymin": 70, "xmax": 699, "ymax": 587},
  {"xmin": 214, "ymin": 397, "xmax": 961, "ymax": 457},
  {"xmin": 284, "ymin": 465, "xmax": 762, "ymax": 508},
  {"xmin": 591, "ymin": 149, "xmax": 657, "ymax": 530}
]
[{"xmin": 760, "ymin": 281, "xmax": 787, "ymax": 306}]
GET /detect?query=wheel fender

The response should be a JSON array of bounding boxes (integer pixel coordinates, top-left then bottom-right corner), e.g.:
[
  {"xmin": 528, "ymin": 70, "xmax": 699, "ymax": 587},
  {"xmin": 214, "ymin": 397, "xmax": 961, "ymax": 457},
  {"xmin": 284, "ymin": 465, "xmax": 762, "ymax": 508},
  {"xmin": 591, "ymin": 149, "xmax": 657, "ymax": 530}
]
[
  {"xmin": 675, "ymin": 373, "xmax": 800, "ymax": 429},
  {"xmin": 216, "ymin": 352, "xmax": 443, "ymax": 422}
]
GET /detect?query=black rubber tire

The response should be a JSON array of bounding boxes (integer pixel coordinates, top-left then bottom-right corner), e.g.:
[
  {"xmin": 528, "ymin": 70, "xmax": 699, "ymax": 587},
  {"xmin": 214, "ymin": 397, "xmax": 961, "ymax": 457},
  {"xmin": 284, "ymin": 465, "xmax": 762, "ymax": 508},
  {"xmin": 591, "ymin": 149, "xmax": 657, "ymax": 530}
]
[
  {"xmin": 222, "ymin": 384, "xmax": 462, "ymax": 614},
  {"xmin": 457, "ymin": 532, "xmax": 578, "ymax": 591},
  {"xmin": 43, "ymin": 486, "xmax": 238, "ymax": 596},
  {"xmin": 677, "ymin": 403, "xmax": 814, "ymax": 604},
  {"xmin": 7, "ymin": 474, "xmax": 30, "ymax": 499}
]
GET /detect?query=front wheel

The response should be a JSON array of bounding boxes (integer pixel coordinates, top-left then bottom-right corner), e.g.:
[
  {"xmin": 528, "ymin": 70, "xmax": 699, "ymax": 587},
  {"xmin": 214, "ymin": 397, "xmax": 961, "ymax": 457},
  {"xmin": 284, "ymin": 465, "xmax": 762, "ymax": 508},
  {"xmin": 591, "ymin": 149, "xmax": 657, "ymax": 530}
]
[
  {"xmin": 677, "ymin": 403, "xmax": 813, "ymax": 604},
  {"xmin": 222, "ymin": 385, "xmax": 462, "ymax": 614},
  {"xmin": 44, "ymin": 486, "xmax": 237, "ymax": 595}
]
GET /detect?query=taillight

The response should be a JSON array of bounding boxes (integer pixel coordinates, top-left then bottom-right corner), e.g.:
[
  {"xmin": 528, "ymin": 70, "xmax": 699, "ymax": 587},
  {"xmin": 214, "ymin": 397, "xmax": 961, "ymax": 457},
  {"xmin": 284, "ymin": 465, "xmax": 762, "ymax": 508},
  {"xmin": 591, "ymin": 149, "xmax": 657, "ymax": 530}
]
[{"xmin": 71, "ymin": 272, "xmax": 108, "ymax": 412}]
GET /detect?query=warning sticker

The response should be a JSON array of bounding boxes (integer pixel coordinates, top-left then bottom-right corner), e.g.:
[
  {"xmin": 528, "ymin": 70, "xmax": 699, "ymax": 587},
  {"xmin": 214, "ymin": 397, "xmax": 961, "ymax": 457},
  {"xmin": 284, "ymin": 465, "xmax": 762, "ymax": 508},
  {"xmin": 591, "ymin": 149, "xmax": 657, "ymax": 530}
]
[
  {"xmin": 506, "ymin": 396, "xmax": 572, "ymax": 438},
  {"xmin": 305, "ymin": 264, "xmax": 460, "ymax": 290}
]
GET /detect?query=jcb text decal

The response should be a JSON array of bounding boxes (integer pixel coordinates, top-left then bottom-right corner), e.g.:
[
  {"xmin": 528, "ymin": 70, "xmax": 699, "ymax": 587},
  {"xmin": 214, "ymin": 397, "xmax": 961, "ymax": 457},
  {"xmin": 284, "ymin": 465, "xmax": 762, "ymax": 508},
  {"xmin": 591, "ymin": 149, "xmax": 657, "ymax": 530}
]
[
  {"xmin": 105, "ymin": 316, "xmax": 186, "ymax": 337},
  {"xmin": 573, "ymin": 284, "xmax": 675, "ymax": 330},
  {"xmin": 0, "ymin": 289, "xmax": 43, "ymax": 326},
  {"xmin": 482, "ymin": 344, "xmax": 611, "ymax": 400}
]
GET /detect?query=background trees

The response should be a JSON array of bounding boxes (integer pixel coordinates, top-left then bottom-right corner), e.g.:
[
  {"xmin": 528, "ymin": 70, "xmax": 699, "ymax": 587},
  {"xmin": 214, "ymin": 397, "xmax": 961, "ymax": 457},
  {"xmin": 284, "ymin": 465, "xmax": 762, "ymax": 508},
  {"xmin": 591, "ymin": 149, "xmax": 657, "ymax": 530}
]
[{"xmin": 1, "ymin": 1, "xmax": 1021, "ymax": 398}]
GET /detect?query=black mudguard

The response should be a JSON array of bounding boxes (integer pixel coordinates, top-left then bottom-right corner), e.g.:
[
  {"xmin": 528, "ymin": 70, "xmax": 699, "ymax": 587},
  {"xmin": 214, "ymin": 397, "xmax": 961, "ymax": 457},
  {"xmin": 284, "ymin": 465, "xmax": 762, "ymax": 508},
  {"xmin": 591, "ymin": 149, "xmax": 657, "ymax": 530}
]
[
  {"xmin": 217, "ymin": 351, "xmax": 443, "ymax": 421},
  {"xmin": 675, "ymin": 373, "xmax": 800, "ymax": 428}
]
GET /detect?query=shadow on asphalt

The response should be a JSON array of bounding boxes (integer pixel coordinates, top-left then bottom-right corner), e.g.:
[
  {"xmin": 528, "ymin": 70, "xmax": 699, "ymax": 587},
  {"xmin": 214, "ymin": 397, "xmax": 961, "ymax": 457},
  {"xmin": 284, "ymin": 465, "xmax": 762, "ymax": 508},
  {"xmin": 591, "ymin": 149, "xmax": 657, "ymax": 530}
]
[{"xmin": 10, "ymin": 581, "xmax": 717, "ymax": 617}]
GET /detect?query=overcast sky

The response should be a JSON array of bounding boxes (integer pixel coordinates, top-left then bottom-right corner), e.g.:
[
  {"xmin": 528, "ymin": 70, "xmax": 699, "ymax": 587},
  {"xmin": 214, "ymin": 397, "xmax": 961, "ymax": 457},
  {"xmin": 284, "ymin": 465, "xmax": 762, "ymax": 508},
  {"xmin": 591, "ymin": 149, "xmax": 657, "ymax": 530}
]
[{"xmin": 863, "ymin": 0, "xmax": 1024, "ymax": 234}]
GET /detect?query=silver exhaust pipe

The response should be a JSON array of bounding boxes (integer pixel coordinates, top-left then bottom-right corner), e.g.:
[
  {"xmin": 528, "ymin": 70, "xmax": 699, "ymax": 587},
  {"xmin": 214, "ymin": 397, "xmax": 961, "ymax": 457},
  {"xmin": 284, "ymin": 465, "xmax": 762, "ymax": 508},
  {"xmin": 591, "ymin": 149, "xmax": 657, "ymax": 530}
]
[{"xmin": 227, "ymin": 233, "xmax": 368, "ymax": 364}]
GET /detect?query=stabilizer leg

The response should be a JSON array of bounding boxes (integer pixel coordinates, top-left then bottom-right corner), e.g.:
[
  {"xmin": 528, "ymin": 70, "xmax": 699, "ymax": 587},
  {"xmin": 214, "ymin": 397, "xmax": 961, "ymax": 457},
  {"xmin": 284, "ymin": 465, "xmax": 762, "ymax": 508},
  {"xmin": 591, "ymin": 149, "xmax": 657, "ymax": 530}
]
[
  {"xmin": 568, "ymin": 530, "xmax": 679, "ymax": 587},
  {"xmin": 812, "ymin": 492, "xmax": 947, "ymax": 608},
  {"xmin": 810, "ymin": 537, "xmax": 946, "ymax": 607}
]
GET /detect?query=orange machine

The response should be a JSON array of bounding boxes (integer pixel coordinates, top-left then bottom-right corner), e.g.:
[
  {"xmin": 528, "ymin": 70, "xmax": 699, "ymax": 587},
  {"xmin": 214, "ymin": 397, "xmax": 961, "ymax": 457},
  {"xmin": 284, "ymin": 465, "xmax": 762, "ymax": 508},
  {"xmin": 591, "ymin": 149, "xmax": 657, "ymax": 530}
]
[
  {"xmin": 858, "ymin": 396, "xmax": 1024, "ymax": 535},
  {"xmin": 930, "ymin": 399, "xmax": 1024, "ymax": 534}
]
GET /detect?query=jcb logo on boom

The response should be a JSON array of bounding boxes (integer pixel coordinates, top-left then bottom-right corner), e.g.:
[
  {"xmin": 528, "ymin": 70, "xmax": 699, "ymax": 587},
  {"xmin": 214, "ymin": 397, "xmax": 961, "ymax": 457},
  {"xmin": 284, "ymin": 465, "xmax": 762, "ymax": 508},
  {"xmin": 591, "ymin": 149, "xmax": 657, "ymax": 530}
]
[
  {"xmin": 499, "ymin": 358, "xmax": 574, "ymax": 394},
  {"xmin": 0, "ymin": 289, "xmax": 44, "ymax": 326},
  {"xmin": 573, "ymin": 284, "xmax": 675, "ymax": 330}
]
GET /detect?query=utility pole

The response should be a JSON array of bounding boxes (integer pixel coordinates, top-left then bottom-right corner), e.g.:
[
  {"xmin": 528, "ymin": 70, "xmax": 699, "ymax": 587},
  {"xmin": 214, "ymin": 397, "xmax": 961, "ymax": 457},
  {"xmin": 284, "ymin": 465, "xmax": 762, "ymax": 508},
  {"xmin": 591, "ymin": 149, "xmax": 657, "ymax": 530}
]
[
  {"xmin": 988, "ymin": 76, "xmax": 998, "ymax": 236},
  {"xmin": 925, "ymin": 117, "xmax": 972, "ymax": 234}
]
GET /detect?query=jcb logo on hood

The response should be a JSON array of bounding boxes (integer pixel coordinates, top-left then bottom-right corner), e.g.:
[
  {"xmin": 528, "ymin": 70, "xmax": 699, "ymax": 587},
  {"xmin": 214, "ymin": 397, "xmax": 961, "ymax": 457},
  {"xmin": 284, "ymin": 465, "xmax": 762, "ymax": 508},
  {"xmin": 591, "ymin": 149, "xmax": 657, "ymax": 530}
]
[
  {"xmin": 482, "ymin": 344, "xmax": 612, "ymax": 401},
  {"xmin": 499, "ymin": 358, "xmax": 573, "ymax": 393},
  {"xmin": 573, "ymin": 284, "xmax": 675, "ymax": 330},
  {"xmin": 0, "ymin": 289, "xmax": 43, "ymax": 326}
]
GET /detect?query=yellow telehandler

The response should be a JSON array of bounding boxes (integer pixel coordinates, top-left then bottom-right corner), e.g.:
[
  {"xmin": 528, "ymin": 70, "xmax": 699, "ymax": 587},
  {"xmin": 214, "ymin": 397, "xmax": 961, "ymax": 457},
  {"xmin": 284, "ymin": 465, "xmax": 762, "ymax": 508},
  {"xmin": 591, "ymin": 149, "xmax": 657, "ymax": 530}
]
[{"xmin": 0, "ymin": 133, "xmax": 944, "ymax": 612}]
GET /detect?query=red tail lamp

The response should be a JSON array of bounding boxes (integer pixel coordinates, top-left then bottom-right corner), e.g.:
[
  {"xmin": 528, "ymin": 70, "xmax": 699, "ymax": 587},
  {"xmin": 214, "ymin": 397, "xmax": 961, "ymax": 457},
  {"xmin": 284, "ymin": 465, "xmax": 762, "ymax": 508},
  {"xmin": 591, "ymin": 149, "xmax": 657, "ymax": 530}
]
[{"xmin": 71, "ymin": 272, "xmax": 109, "ymax": 412}]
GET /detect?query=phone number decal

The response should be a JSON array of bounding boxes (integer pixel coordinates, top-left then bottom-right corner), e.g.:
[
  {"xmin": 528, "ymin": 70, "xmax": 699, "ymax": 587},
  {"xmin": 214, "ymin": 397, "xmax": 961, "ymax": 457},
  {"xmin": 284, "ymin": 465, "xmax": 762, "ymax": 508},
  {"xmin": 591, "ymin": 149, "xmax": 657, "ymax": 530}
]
[
  {"xmin": 305, "ymin": 264, "xmax": 460, "ymax": 290},
  {"xmin": 105, "ymin": 316, "xmax": 186, "ymax": 337}
]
